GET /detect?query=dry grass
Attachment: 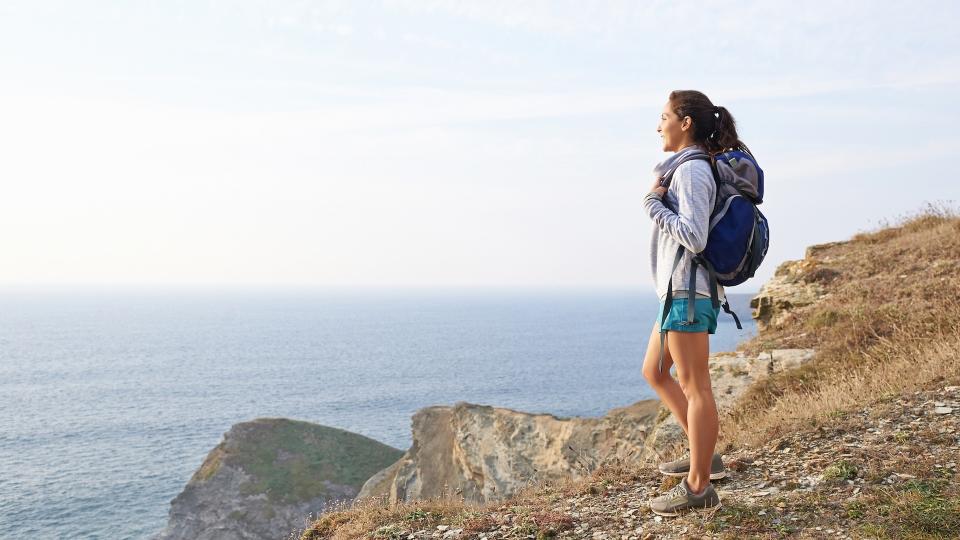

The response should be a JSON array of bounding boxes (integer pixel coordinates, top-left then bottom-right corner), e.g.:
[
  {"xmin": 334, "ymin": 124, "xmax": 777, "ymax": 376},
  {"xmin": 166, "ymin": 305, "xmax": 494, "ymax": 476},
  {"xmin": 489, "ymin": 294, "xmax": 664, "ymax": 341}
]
[
  {"xmin": 722, "ymin": 201, "xmax": 960, "ymax": 448},
  {"xmin": 295, "ymin": 491, "xmax": 485, "ymax": 540},
  {"xmin": 295, "ymin": 459, "xmax": 644, "ymax": 540}
]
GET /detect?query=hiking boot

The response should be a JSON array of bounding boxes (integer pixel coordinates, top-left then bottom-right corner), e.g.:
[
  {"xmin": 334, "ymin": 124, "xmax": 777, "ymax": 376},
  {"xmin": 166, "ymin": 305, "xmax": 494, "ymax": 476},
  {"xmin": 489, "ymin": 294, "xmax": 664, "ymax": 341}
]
[
  {"xmin": 658, "ymin": 452, "xmax": 727, "ymax": 479},
  {"xmin": 649, "ymin": 477, "xmax": 721, "ymax": 516}
]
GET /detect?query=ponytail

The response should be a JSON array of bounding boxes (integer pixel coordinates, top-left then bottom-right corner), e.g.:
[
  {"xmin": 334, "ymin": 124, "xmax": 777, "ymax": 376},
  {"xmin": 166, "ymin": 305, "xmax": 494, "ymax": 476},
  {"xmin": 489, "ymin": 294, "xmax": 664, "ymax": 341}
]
[{"xmin": 669, "ymin": 90, "xmax": 751, "ymax": 156}]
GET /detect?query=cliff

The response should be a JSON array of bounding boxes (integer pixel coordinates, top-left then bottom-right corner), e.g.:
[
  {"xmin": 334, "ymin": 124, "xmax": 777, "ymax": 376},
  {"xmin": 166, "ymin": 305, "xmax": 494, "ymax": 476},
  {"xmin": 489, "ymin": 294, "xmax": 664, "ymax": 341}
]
[
  {"xmin": 300, "ymin": 205, "xmax": 960, "ymax": 539},
  {"xmin": 747, "ymin": 242, "xmax": 843, "ymax": 332},
  {"xmin": 354, "ymin": 349, "xmax": 814, "ymax": 508},
  {"xmin": 153, "ymin": 418, "xmax": 403, "ymax": 540}
]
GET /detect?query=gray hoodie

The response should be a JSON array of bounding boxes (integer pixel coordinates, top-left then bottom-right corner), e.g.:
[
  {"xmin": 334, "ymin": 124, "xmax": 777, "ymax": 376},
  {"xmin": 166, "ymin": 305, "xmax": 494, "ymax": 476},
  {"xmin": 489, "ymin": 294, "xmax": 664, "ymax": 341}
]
[{"xmin": 642, "ymin": 146, "xmax": 727, "ymax": 304}]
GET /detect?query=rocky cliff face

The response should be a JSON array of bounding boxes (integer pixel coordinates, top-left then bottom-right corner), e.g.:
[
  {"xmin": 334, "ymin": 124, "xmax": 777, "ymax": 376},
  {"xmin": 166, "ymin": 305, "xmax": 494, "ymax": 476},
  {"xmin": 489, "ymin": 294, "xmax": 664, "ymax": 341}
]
[
  {"xmin": 356, "ymin": 347, "xmax": 815, "ymax": 506},
  {"xmin": 154, "ymin": 418, "xmax": 403, "ymax": 540},
  {"xmin": 356, "ymin": 400, "xmax": 661, "ymax": 505},
  {"xmin": 750, "ymin": 241, "xmax": 845, "ymax": 331}
]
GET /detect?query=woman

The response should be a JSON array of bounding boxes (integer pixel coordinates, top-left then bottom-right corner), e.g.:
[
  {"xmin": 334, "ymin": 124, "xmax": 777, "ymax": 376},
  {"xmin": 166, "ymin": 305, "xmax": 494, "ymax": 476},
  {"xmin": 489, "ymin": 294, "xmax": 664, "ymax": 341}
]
[{"xmin": 641, "ymin": 90, "xmax": 751, "ymax": 516}]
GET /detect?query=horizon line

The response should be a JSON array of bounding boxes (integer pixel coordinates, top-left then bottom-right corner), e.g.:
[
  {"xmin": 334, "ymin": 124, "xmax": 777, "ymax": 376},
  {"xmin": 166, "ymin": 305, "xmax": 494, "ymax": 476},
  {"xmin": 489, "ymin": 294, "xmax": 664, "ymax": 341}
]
[{"xmin": 0, "ymin": 284, "xmax": 762, "ymax": 296}]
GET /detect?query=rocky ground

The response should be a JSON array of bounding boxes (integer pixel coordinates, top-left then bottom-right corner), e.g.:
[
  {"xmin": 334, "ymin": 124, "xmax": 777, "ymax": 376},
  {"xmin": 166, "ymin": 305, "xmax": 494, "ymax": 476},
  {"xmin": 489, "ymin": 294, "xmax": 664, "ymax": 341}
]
[{"xmin": 355, "ymin": 381, "xmax": 960, "ymax": 539}]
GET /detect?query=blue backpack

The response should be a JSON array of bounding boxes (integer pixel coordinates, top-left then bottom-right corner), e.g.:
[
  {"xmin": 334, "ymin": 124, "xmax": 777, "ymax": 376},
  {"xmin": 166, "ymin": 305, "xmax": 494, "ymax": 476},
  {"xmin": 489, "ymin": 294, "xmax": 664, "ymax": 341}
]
[{"xmin": 658, "ymin": 149, "xmax": 770, "ymax": 339}]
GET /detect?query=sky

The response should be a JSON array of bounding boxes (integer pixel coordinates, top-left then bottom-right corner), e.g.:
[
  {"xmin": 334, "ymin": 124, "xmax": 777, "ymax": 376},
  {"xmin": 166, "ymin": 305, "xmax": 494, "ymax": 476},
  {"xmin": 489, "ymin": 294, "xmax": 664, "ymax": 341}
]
[{"xmin": 1, "ymin": 1, "xmax": 958, "ymax": 293}]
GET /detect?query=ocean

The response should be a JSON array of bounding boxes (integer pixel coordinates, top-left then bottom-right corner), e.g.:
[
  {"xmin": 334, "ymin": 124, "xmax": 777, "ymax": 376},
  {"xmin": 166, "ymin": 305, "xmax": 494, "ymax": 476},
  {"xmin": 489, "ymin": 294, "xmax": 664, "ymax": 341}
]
[{"xmin": 0, "ymin": 289, "xmax": 757, "ymax": 539}]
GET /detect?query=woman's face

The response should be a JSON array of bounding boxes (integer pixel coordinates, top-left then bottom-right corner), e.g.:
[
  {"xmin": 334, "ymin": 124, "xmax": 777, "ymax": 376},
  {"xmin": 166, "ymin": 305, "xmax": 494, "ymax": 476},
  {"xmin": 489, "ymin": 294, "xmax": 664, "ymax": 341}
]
[{"xmin": 657, "ymin": 101, "xmax": 693, "ymax": 152}]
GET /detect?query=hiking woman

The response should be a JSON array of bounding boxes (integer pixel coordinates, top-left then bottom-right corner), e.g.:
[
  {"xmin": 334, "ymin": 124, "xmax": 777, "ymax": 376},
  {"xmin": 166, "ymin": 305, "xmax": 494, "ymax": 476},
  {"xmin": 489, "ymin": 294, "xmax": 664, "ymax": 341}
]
[{"xmin": 640, "ymin": 90, "xmax": 751, "ymax": 516}]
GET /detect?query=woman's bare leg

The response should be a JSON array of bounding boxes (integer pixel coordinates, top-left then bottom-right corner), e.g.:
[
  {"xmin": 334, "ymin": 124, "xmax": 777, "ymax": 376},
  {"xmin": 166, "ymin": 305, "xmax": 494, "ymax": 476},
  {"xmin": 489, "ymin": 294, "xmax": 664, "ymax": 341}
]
[
  {"xmin": 642, "ymin": 321, "xmax": 690, "ymax": 437},
  {"xmin": 667, "ymin": 329, "xmax": 717, "ymax": 494}
]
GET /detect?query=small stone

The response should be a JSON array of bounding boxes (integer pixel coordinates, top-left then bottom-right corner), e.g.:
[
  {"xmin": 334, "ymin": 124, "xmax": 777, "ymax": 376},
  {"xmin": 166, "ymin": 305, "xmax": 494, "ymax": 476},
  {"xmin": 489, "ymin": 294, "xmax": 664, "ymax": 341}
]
[
  {"xmin": 935, "ymin": 407, "xmax": 953, "ymax": 415},
  {"xmin": 437, "ymin": 525, "xmax": 449, "ymax": 532},
  {"xmin": 654, "ymin": 516, "xmax": 663, "ymax": 523}
]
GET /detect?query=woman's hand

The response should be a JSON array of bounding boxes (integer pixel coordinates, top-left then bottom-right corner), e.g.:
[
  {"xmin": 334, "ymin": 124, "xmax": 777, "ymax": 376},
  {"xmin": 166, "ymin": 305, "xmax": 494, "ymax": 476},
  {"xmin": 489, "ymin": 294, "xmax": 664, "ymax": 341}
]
[{"xmin": 650, "ymin": 177, "xmax": 668, "ymax": 197}]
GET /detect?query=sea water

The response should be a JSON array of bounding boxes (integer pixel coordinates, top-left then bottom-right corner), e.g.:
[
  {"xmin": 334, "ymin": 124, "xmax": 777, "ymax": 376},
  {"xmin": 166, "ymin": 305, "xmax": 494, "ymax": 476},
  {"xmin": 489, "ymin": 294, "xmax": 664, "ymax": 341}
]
[{"xmin": 0, "ymin": 289, "xmax": 756, "ymax": 539}]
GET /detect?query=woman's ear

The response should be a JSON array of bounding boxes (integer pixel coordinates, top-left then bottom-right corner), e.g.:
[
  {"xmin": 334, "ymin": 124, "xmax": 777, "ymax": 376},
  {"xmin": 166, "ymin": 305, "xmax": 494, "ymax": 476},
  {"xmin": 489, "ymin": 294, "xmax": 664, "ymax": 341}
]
[{"xmin": 681, "ymin": 116, "xmax": 692, "ymax": 132}]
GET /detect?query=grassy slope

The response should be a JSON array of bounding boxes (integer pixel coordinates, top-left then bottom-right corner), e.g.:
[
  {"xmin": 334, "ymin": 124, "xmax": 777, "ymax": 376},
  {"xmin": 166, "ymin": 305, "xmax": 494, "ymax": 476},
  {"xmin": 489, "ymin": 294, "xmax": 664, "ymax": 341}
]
[
  {"xmin": 724, "ymin": 203, "xmax": 960, "ymax": 447},
  {"xmin": 200, "ymin": 417, "xmax": 404, "ymax": 505}
]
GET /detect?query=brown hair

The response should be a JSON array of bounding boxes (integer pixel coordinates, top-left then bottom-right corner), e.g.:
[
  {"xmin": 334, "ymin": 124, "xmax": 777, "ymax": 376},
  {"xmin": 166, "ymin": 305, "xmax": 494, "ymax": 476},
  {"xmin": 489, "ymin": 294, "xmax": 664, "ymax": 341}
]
[{"xmin": 668, "ymin": 90, "xmax": 752, "ymax": 156}]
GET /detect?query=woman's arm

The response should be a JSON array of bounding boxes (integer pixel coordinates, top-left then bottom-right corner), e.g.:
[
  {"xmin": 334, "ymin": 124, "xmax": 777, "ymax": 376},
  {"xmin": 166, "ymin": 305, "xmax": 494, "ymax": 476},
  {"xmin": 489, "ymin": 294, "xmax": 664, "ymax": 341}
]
[{"xmin": 642, "ymin": 161, "xmax": 715, "ymax": 253}]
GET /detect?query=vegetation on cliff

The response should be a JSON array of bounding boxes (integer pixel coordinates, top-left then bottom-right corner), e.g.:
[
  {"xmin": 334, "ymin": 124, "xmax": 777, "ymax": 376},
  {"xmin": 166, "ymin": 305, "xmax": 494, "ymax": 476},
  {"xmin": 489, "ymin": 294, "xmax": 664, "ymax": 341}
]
[
  {"xmin": 157, "ymin": 417, "xmax": 405, "ymax": 540},
  {"xmin": 295, "ymin": 203, "xmax": 960, "ymax": 540},
  {"xmin": 214, "ymin": 418, "xmax": 405, "ymax": 505}
]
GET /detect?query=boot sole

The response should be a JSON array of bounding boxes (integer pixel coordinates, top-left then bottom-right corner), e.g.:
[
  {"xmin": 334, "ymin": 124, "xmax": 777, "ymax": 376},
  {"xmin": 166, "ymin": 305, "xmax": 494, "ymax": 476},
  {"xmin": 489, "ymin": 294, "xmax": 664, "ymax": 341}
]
[
  {"xmin": 659, "ymin": 470, "xmax": 728, "ymax": 480},
  {"xmin": 650, "ymin": 501, "xmax": 722, "ymax": 517}
]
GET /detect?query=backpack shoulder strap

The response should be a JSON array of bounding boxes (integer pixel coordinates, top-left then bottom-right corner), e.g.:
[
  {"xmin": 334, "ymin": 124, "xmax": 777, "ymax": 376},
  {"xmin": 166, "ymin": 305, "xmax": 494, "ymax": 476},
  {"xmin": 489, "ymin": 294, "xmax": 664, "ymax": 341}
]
[{"xmin": 660, "ymin": 153, "xmax": 711, "ymax": 188}]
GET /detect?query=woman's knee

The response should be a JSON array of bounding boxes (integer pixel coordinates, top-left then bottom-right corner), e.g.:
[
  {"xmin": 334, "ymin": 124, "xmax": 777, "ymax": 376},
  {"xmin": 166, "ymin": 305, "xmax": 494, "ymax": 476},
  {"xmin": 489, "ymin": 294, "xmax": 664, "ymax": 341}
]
[
  {"xmin": 642, "ymin": 361, "xmax": 671, "ymax": 386},
  {"xmin": 677, "ymin": 373, "xmax": 712, "ymax": 399}
]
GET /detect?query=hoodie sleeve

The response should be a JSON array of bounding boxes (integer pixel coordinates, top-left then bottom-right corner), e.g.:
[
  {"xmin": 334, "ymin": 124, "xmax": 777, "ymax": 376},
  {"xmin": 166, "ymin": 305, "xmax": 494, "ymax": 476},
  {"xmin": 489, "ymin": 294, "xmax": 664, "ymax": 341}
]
[{"xmin": 642, "ymin": 161, "xmax": 715, "ymax": 253}]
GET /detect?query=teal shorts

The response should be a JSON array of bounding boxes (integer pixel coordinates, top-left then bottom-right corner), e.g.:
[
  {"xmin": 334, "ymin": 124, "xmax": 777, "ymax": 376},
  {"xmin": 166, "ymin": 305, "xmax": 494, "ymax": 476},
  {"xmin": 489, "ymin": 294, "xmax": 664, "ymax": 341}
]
[{"xmin": 656, "ymin": 297, "xmax": 720, "ymax": 334}]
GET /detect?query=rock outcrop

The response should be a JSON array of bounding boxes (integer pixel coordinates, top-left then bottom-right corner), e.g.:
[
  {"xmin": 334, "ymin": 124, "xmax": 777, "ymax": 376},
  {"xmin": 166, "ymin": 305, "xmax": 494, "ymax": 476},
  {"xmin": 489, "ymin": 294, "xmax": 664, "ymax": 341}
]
[
  {"xmin": 154, "ymin": 418, "xmax": 404, "ymax": 540},
  {"xmin": 750, "ymin": 241, "xmax": 844, "ymax": 331},
  {"xmin": 356, "ymin": 348, "xmax": 815, "ymax": 506},
  {"xmin": 356, "ymin": 400, "xmax": 660, "ymax": 506}
]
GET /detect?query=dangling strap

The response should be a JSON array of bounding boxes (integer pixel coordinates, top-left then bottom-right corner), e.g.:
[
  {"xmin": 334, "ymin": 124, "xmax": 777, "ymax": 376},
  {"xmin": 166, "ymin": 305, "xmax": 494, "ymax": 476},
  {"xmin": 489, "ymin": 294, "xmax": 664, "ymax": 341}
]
[
  {"xmin": 696, "ymin": 255, "xmax": 722, "ymax": 311},
  {"xmin": 693, "ymin": 254, "xmax": 743, "ymax": 330},
  {"xmin": 721, "ymin": 299, "xmax": 743, "ymax": 329},
  {"xmin": 658, "ymin": 245, "xmax": 685, "ymax": 374},
  {"xmin": 687, "ymin": 256, "xmax": 700, "ymax": 324}
]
